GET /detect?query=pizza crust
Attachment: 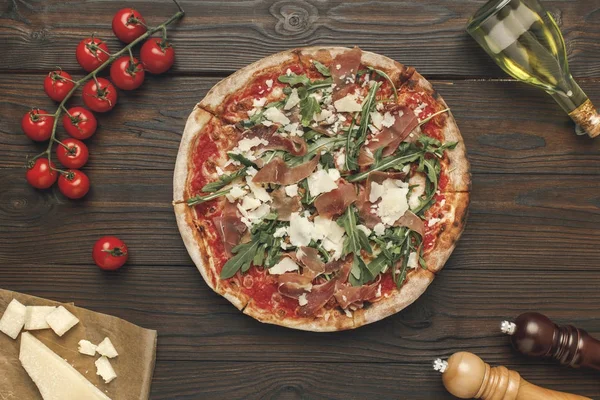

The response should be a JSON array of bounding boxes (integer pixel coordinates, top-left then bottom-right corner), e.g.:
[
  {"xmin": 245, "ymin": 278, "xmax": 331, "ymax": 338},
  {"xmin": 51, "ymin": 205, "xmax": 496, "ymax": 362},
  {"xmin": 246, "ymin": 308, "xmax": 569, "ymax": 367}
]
[
  {"xmin": 175, "ymin": 47, "xmax": 470, "ymax": 331},
  {"xmin": 353, "ymin": 268, "xmax": 434, "ymax": 328},
  {"xmin": 198, "ymin": 51, "xmax": 298, "ymax": 117},
  {"xmin": 243, "ymin": 300, "xmax": 355, "ymax": 332},
  {"xmin": 424, "ymin": 192, "xmax": 470, "ymax": 273}
]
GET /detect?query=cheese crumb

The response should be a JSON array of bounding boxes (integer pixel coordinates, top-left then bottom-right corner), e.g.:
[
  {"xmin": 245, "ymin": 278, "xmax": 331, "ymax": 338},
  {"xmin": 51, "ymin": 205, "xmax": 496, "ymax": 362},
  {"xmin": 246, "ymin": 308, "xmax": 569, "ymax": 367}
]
[
  {"xmin": 298, "ymin": 293, "xmax": 308, "ymax": 306},
  {"xmin": 241, "ymin": 195, "xmax": 262, "ymax": 211},
  {"xmin": 285, "ymin": 184, "xmax": 299, "ymax": 197},
  {"xmin": 382, "ymin": 111, "xmax": 396, "ymax": 128},
  {"xmin": 235, "ymin": 137, "xmax": 268, "ymax": 153},
  {"xmin": 288, "ymin": 213, "xmax": 314, "ymax": 247},
  {"xmin": 370, "ymin": 111, "xmax": 383, "ymax": 130},
  {"xmin": 252, "ymin": 97, "xmax": 267, "ymax": 108},
  {"xmin": 284, "ymin": 88, "xmax": 301, "ymax": 110},
  {"xmin": 428, "ymin": 217, "xmax": 441, "ymax": 227},
  {"xmin": 307, "ymin": 169, "xmax": 338, "ymax": 197},
  {"xmin": 95, "ymin": 356, "xmax": 117, "ymax": 384},
  {"xmin": 274, "ymin": 226, "xmax": 288, "ymax": 238},
  {"xmin": 264, "ymin": 107, "xmax": 290, "ymax": 125},
  {"xmin": 356, "ymin": 225, "xmax": 372, "ymax": 237},
  {"xmin": 265, "ymin": 79, "xmax": 273, "ymax": 88},
  {"xmin": 96, "ymin": 337, "xmax": 119, "ymax": 358},
  {"xmin": 269, "ymin": 257, "xmax": 300, "ymax": 275},
  {"xmin": 333, "ymin": 93, "xmax": 362, "ymax": 113},
  {"xmin": 408, "ymin": 252, "xmax": 419, "ymax": 269},
  {"xmin": 78, "ymin": 340, "xmax": 97, "ymax": 356},
  {"xmin": 373, "ymin": 223, "xmax": 386, "ymax": 236},
  {"xmin": 313, "ymin": 216, "xmax": 345, "ymax": 260},
  {"xmin": 375, "ymin": 179, "xmax": 410, "ymax": 225}
]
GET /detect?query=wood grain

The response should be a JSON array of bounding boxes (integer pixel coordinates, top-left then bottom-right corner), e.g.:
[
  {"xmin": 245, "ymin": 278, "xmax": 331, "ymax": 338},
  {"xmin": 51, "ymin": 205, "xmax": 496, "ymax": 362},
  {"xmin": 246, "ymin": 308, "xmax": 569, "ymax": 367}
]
[
  {"xmin": 1, "ymin": 0, "xmax": 600, "ymax": 78},
  {"xmin": 2, "ymin": 1, "xmax": 600, "ymax": 398},
  {"xmin": 1, "ymin": 168, "xmax": 599, "ymax": 268},
  {"xmin": 1, "ymin": 74, "xmax": 600, "ymax": 173}
]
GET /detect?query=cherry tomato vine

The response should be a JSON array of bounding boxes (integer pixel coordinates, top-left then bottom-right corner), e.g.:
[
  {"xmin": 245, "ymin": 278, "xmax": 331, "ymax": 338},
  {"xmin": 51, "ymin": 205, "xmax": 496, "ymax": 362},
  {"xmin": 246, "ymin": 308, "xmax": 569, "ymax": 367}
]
[{"xmin": 25, "ymin": 0, "xmax": 185, "ymax": 199}]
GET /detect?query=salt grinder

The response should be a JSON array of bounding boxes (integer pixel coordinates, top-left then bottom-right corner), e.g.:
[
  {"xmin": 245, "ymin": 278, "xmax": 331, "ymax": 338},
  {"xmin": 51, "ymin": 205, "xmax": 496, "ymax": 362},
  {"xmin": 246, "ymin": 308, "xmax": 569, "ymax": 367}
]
[
  {"xmin": 433, "ymin": 351, "xmax": 591, "ymax": 399},
  {"xmin": 501, "ymin": 312, "xmax": 600, "ymax": 371}
]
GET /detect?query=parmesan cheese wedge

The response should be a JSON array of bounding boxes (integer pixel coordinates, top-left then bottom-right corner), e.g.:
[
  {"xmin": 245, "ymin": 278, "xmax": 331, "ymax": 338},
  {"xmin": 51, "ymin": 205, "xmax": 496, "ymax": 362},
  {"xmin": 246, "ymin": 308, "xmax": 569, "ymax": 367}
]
[
  {"xmin": 24, "ymin": 306, "xmax": 56, "ymax": 331},
  {"xmin": 19, "ymin": 332, "xmax": 112, "ymax": 400},
  {"xmin": 0, "ymin": 298, "xmax": 27, "ymax": 339},
  {"xmin": 45, "ymin": 306, "xmax": 79, "ymax": 337}
]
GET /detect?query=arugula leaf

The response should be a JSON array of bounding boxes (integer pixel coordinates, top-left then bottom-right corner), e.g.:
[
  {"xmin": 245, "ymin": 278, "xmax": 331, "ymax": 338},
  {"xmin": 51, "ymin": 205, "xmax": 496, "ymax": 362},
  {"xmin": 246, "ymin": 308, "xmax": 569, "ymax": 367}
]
[
  {"xmin": 300, "ymin": 95, "xmax": 321, "ymax": 127},
  {"xmin": 286, "ymin": 135, "xmax": 346, "ymax": 167},
  {"xmin": 337, "ymin": 206, "xmax": 373, "ymax": 257},
  {"xmin": 220, "ymin": 241, "xmax": 260, "ymax": 279},
  {"xmin": 344, "ymin": 82, "xmax": 381, "ymax": 169},
  {"xmin": 367, "ymin": 66, "xmax": 398, "ymax": 101},
  {"xmin": 313, "ymin": 60, "xmax": 331, "ymax": 77},
  {"xmin": 202, "ymin": 167, "xmax": 248, "ymax": 192},
  {"xmin": 349, "ymin": 256, "xmax": 374, "ymax": 287},
  {"xmin": 278, "ymin": 73, "xmax": 311, "ymax": 87},
  {"xmin": 347, "ymin": 151, "xmax": 423, "ymax": 182},
  {"xmin": 185, "ymin": 189, "xmax": 231, "ymax": 207},
  {"xmin": 367, "ymin": 253, "xmax": 389, "ymax": 277},
  {"xmin": 227, "ymin": 152, "xmax": 258, "ymax": 168}
]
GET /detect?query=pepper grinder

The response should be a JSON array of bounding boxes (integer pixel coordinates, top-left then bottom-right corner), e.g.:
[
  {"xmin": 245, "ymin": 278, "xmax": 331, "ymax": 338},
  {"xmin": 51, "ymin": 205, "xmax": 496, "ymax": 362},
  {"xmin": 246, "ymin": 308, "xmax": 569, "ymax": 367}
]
[
  {"xmin": 501, "ymin": 312, "xmax": 600, "ymax": 371},
  {"xmin": 433, "ymin": 351, "xmax": 591, "ymax": 400}
]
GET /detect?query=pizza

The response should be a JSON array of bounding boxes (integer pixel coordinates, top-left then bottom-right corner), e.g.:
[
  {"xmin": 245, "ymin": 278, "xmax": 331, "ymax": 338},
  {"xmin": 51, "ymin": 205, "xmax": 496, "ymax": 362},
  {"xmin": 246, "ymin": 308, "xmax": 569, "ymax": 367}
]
[{"xmin": 173, "ymin": 47, "xmax": 470, "ymax": 331}]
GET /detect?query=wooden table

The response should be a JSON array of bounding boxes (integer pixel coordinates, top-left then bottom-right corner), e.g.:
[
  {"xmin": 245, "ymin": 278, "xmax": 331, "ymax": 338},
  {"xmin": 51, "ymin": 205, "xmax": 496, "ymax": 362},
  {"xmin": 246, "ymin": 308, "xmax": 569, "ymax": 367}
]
[{"xmin": 1, "ymin": 1, "xmax": 599, "ymax": 398}]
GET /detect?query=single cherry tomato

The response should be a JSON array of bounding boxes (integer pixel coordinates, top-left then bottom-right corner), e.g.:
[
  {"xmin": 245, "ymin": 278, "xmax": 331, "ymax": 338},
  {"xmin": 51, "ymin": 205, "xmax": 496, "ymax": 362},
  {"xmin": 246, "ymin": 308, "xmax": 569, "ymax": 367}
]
[
  {"xmin": 56, "ymin": 138, "xmax": 89, "ymax": 169},
  {"xmin": 92, "ymin": 236, "xmax": 129, "ymax": 270},
  {"xmin": 58, "ymin": 169, "xmax": 90, "ymax": 199},
  {"xmin": 76, "ymin": 37, "xmax": 110, "ymax": 72},
  {"xmin": 110, "ymin": 56, "xmax": 145, "ymax": 90},
  {"xmin": 26, "ymin": 158, "xmax": 57, "ymax": 189},
  {"xmin": 82, "ymin": 78, "xmax": 118, "ymax": 113},
  {"xmin": 21, "ymin": 109, "xmax": 55, "ymax": 142},
  {"xmin": 43, "ymin": 70, "xmax": 75, "ymax": 102},
  {"xmin": 62, "ymin": 107, "xmax": 97, "ymax": 139},
  {"xmin": 140, "ymin": 38, "xmax": 175, "ymax": 74},
  {"xmin": 112, "ymin": 8, "xmax": 147, "ymax": 43}
]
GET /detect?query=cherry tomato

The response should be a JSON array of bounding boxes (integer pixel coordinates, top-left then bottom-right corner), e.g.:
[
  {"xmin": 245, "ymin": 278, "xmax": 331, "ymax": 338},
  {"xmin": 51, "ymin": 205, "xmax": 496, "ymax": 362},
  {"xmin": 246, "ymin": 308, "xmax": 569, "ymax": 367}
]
[
  {"xmin": 76, "ymin": 38, "xmax": 110, "ymax": 72},
  {"xmin": 112, "ymin": 8, "xmax": 147, "ymax": 43},
  {"xmin": 110, "ymin": 56, "xmax": 145, "ymax": 90},
  {"xmin": 82, "ymin": 78, "xmax": 118, "ymax": 113},
  {"xmin": 58, "ymin": 169, "xmax": 90, "ymax": 199},
  {"xmin": 140, "ymin": 38, "xmax": 175, "ymax": 74},
  {"xmin": 43, "ymin": 70, "xmax": 75, "ymax": 102},
  {"xmin": 56, "ymin": 138, "xmax": 89, "ymax": 169},
  {"xmin": 26, "ymin": 158, "xmax": 57, "ymax": 189},
  {"xmin": 21, "ymin": 109, "xmax": 55, "ymax": 142},
  {"xmin": 92, "ymin": 236, "xmax": 129, "ymax": 270},
  {"xmin": 62, "ymin": 107, "xmax": 97, "ymax": 140}
]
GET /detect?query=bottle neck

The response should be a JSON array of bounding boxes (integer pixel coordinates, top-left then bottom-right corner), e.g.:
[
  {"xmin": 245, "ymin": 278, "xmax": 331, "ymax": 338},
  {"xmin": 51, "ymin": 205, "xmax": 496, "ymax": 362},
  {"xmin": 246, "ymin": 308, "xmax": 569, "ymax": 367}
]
[
  {"xmin": 548, "ymin": 76, "xmax": 600, "ymax": 138},
  {"xmin": 548, "ymin": 75, "xmax": 588, "ymax": 114}
]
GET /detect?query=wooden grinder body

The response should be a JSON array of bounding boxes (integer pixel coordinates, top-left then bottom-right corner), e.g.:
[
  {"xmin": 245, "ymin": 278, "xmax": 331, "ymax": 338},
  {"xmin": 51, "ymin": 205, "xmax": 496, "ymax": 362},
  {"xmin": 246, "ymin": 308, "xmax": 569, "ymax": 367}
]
[
  {"xmin": 441, "ymin": 352, "xmax": 591, "ymax": 400},
  {"xmin": 510, "ymin": 312, "xmax": 600, "ymax": 371}
]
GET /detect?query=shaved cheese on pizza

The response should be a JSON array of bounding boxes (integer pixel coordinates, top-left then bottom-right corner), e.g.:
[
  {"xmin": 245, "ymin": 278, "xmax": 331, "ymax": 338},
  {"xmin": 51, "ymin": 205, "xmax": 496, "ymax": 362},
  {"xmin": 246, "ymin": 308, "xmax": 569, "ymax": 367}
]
[
  {"xmin": 269, "ymin": 258, "xmax": 300, "ymax": 275},
  {"xmin": 0, "ymin": 298, "xmax": 27, "ymax": 339}
]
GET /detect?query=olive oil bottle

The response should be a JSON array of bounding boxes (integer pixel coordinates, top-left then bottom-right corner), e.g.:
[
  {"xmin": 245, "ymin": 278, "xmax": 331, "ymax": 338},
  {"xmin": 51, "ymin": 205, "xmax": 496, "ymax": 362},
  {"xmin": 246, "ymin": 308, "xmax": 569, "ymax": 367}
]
[{"xmin": 467, "ymin": 0, "xmax": 599, "ymax": 138}]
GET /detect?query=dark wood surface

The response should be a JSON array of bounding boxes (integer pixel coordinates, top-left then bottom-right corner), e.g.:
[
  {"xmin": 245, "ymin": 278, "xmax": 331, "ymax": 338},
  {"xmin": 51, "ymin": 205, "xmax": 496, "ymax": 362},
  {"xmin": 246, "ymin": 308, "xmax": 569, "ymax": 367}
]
[{"xmin": 1, "ymin": 1, "xmax": 600, "ymax": 399}]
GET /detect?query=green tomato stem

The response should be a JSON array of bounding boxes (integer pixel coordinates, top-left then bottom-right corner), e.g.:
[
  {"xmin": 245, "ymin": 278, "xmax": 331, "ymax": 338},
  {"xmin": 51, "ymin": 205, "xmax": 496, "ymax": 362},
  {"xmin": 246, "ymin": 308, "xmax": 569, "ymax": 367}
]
[{"xmin": 30, "ymin": 2, "xmax": 185, "ymax": 165}]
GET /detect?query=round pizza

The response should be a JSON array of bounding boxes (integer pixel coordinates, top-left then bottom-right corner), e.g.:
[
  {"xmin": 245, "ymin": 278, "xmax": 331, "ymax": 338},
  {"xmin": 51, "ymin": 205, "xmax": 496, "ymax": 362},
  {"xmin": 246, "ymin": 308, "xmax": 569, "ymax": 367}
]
[{"xmin": 173, "ymin": 47, "xmax": 470, "ymax": 331}]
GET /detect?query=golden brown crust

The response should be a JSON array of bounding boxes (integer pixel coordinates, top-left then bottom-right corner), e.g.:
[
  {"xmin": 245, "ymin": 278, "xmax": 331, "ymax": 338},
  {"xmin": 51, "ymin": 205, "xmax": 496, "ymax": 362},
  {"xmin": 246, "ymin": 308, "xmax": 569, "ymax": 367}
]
[
  {"xmin": 353, "ymin": 269, "xmax": 435, "ymax": 328},
  {"xmin": 424, "ymin": 192, "xmax": 470, "ymax": 273},
  {"xmin": 243, "ymin": 300, "xmax": 355, "ymax": 332},
  {"xmin": 175, "ymin": 47, "xmax": 470, "ymax": 331}
]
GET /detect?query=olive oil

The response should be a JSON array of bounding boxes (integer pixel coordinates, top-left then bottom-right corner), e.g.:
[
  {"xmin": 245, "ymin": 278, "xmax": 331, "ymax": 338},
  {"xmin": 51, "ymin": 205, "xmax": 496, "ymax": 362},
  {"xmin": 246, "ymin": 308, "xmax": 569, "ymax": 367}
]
[{"xmin": 467, "ymin": 0, "xmax": 600, "ymax": 138}]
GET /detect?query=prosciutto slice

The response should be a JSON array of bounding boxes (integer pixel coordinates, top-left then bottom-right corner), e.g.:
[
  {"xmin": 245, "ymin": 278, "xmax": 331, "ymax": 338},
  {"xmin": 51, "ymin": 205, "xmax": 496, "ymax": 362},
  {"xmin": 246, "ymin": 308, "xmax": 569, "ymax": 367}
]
[
  {"xmin": 277, "ymin": 273, "xmax": 313, "ymax": 299},
  {"xmin": 334, "ymin": 282, "xmax": 380, "ymax": 309},
  {"xmin": 271, "ymin": 188, "xmax": 302, "ymax": 221},
  {"xmin": 244, "ymin": 125, "xmax": 307, "ymax": 156},
  {"xmin": 297, "ymin": 246, "xmax": 325, "ymax": 276},
  {"xmin": 298, "ymin": 255, "xmax": 353, "ymax": 317},
  {"xmin": 314, "ymin": 181, "xmax": 358, "ymax": 218},
  {"xmin": 252, "ymin": 155, "xmax": 319, "ymax": 185},
  {"xmin": 357, "ymin": 106, "xmax": 419, "ymax": 166},
  {"xmin": 394, "ymin": 210, "xmax": 424, "ymax": 236},
  {"xmin": 212, "ymin": 202, "xmax": 247, "ymax": 256},
  {"xmin": 331, "ymin": 47, "xmax": 362, "ymax": 101}
]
